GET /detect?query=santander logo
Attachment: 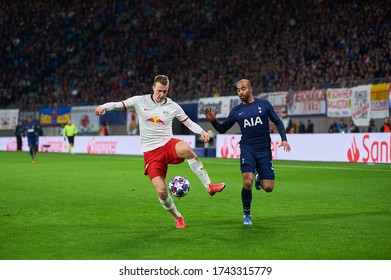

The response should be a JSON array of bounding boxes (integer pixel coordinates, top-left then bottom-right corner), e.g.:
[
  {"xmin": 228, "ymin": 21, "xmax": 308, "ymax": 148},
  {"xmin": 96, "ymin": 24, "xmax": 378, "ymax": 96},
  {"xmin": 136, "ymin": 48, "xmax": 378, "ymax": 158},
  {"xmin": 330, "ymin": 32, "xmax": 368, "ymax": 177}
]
[
  {"xmin": 219, "ymin": 135, "xmax": 280, "ymax": 159},
  {"xmin": 87, "ymin": 137, "xmax": 117, "ymax": 154},
  {"xmin": 347, "ymin": 134, "xmax": 391, "ymax": 163},
  {"xmin": 220, "ymin": 136, "xmax": 240, "ymax": 158},
  {"xmin": 347, "ymin": 137, "xmax": 360, "ymax": 162},
  {"xmin": 220, "ymin": 137, "xmax": 229, "ymax": 158},
  {"xmin": 217, "ymin": 133, "xmax": 391, "ymax": 163},
  {"xmin": 6, "ymin": 139, "xmax": 17, "ymax": 151},
  {"xmin": 39, "ymin": 137, "xmax": 66, "ymax": 152}
]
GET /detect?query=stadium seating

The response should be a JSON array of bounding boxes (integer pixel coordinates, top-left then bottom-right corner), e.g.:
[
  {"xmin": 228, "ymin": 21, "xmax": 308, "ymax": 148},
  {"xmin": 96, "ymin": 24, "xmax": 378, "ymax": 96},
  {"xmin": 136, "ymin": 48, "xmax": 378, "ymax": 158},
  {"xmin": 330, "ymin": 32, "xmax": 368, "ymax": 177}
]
[{"xmin": 1, "ymin": 0, "xmax": 390, "ymax": 108}]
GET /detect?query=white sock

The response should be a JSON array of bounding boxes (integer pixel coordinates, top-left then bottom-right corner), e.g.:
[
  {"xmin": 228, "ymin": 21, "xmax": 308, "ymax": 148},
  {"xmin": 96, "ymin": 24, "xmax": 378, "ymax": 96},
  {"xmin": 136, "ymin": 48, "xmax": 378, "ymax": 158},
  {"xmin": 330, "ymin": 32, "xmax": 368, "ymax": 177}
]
[
  {"xmin": 159, "ymin": 196, "xmax": 181, "ymax": 217},
  {"xmin": 187, "ymin": 157, "xmax": 211, "ymax": 190}
]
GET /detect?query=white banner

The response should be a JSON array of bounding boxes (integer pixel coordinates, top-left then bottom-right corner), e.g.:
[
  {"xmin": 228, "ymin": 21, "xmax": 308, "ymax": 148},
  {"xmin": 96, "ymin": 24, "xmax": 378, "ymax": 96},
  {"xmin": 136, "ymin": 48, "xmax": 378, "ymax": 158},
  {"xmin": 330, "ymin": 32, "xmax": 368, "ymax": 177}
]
[
  {"xmin": 258, "ymin": 91, "xmax": 288, "ymax": 113},
  {"xmin": 0, "ymin": 109, "xmax": 19, "ymax": 130},
  {"xmin": 351, "ymin": 85, "xmax": 371, "ymax": 126},
  {"xmin": 75, "ymin": 136, "xmax": 142, "ymax": 155},
  {"xmin": 0, "ymin": 136, "xmax": 30, "ymax": 152},
  {"xmin": 326, "ymin": 88, "xmax": 352, "ymax": 117},
  {"xmin": 197, "ymin": 96, "xmax": 241, "ymax": 119},
  {"xmin": 286, "ymin": 89, "xmax": 327, "ymax": 116},
  {"xmin": 216, "ymin": 133, "xmax": 391, "ymax": 164},
  {"xmin": 3, "ymin": 133, "xmax": 391, "ymax": 164},
  {"xmin": 71, "ymin": 106, "xmax": 100, "ymax": 134},
  {"xmin": 0, "ymin": 135, "xmax": 196, "ymax": 155}
]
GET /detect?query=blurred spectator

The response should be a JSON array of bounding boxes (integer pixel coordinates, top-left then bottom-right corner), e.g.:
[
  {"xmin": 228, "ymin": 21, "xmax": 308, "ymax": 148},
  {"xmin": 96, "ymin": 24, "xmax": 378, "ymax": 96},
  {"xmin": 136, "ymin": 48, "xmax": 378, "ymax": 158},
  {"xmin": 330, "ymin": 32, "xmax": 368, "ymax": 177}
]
[
  {"xmin": 14, "ymin": 121, "xmax": 24, "ymax": 151},
  {"xmin": 37, "ymin": 125, "xmax": 43, "ymax": 136},
  {"xmin": 298, "ymin": 121, "xmax": 306, "ymax": 133},
  {"xmin": 59, "ymin": 124, "xmax": 65, "ymax": 136},
  {"xmin": 0, "ymin": 0, "xmax": 390, "ymax": 109},
  {"xmin": 269, "ymin": 123, "xmax": 277, "ymax": 134},
  {"xmin": 99, "ymin": 121, "xmax": 109, "ymax": 136},
  {"xmin": 306, "ymin": 119, "xmax": 314, "ymax": 133},
  {"xmin": 328, "ymin": 120, "xmax": 338, "ymax": 133},
  {"xmin": 129, "ymin": 120, "xmax": 138, "ymax": 135},
  {"xmin": 336, "ymin": 118, "xmax": 348, "ymax": 133},
  {"xmin": 204, "ymin": 129, "xmax": 216, "ymax": 148},
  {"xmin": 367, "ymin": 119, "xmax": 378, "ymax": 132},
  {"xmin": 348, "ymin": 119, "xmax": 360, "ymax": 133},
  {"xmin": 291, "ymin": 121, "xmax": 297, "ymax": 134},
  {"xmin": 281, "ymin": 109, "xmax": 293, "ymax": 133},
  {"xmin": 380, "ymin": 117, "xmax": 390, "ymax": 132}
]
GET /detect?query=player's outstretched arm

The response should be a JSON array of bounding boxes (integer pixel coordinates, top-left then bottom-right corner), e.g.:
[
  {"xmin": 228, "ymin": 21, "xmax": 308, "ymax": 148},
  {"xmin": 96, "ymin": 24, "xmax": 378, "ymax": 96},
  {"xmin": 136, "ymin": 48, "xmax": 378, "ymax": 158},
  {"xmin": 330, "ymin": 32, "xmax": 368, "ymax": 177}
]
[
  {"xmin": 203, "ymin": 107, "xmax": 232, "ymax": 134},
  {"xmin": 95, "ymin": 101, "xmax": 128, "ymax": 116},
  {"xmin": 181, "ymin": 118, "xmax": 210, "ymax": 144}
]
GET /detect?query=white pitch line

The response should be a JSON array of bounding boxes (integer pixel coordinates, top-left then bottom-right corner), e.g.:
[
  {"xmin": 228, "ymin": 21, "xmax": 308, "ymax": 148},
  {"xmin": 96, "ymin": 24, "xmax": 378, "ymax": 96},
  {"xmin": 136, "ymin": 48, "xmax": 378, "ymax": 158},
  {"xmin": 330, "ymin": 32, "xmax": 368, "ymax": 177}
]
[
  {"xmin": 275, "ymin": 164, "xmax": 391, "ymax": 172},
  {"xmin": 85, "ymin": 155, "xmax": 391, "ymax": 172},
  {"xmin": 205, "ymin": 160, "xmax": 391, "ymax": 172}
]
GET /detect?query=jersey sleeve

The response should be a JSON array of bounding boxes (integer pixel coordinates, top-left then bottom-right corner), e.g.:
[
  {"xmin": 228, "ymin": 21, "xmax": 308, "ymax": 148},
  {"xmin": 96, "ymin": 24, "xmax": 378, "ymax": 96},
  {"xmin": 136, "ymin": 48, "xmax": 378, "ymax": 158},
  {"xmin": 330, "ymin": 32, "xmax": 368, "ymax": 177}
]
[
  {"xmin": 267, "ymin": 101, "xmax": 287, "ymax": 141},
  {"xmin": 211, "ymin": 109, "xmax": 236, "ymax": 134},
  {"xmin": 174, "ymin": 103, "xmax": 189, "ymax": 122},
  {"xmin": 182, "ymin": 118, "xmax": 204, "ymax": 134},
  {"xmin": 175, "ymin": 103, "xmax": 204, "ymax": 134},
  {"xmin": 102, "ymin": 96, "xmax": 137, "ymax": 111},
  {"xmin": 122, "ymin": 96, "xmax": 138, "ymax": 110}
]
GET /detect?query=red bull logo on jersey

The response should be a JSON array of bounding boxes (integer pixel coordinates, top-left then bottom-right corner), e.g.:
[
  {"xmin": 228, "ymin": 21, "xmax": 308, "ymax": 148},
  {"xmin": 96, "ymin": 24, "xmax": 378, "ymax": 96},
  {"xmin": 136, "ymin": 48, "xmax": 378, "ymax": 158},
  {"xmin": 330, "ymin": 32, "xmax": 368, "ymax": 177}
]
[{"xmin": 146, "ymin": 116, "xmax": 165, "ymax": 125}]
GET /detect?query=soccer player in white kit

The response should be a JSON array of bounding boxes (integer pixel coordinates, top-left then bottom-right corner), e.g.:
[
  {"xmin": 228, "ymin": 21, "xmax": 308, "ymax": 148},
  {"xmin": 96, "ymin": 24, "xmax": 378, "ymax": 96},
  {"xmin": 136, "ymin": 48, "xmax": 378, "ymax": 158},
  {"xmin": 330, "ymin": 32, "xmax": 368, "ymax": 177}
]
[{"xmin": 95, "ymin": 75, "xmax": 225, "ymax": 228}]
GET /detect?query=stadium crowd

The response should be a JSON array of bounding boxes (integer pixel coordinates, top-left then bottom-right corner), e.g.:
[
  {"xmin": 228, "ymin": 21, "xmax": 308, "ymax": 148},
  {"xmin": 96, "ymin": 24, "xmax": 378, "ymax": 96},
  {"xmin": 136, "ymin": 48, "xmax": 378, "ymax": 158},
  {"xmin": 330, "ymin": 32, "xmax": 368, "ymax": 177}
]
[{"xmin": 1, "ymin": 0, "xmax": 390, "ymax": 109}]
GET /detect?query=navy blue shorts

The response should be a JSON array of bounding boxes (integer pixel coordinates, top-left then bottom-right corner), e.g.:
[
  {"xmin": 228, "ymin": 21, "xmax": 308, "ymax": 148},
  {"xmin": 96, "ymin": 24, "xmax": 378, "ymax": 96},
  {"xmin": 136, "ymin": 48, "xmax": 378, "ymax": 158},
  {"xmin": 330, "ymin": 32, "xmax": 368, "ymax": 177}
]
[
  {"xmin": 27, "ymin": 136, "xmax": 38, "ymax": 147},
  {"xmin": 240, "ymin": 146, "xmax": 275, "ymax": 180}
]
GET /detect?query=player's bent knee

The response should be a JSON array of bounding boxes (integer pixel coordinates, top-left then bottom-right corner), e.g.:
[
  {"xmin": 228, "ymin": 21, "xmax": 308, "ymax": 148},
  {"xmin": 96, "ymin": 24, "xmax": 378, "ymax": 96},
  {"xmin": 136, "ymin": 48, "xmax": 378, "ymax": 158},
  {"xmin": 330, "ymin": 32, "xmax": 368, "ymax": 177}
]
[
  {"xmin": 176, "ymin": 141, "xmax": 195, "ymax": 158},
  {"xmin": 262, "ymin": 180, "xmax": 274, "ymax": 192},
  {"xmin": 243, "ymin": 180, "xmax": 253, "ymax": 189},
  {"xmin": 264, "ymin": 186, "xmax": 274, "ymax": 192},
  {"xmin": 242, "ymin": 173, "xmax": 254, "ymax": 189},
  {"xmin": 262, "ymin": 185, "xmax": 274, "ymax": 192}
]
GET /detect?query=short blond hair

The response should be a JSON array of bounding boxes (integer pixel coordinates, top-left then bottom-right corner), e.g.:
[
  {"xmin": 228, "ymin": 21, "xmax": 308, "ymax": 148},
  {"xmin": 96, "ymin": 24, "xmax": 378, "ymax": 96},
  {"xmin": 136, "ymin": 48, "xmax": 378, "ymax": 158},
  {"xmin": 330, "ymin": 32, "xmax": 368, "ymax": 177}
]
[{"xmin": 153, "ymin": 75, "xmax": 169, "ymax": 86}]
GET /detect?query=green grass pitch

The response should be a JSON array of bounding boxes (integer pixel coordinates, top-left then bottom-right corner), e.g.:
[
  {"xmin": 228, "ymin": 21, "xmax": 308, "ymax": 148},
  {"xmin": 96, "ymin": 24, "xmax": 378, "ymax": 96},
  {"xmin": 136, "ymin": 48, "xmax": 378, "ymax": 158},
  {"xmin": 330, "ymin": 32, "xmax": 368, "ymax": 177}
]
[{"xmin": 0, "ymin": 151, "xmax": 390, "ymax": 260}]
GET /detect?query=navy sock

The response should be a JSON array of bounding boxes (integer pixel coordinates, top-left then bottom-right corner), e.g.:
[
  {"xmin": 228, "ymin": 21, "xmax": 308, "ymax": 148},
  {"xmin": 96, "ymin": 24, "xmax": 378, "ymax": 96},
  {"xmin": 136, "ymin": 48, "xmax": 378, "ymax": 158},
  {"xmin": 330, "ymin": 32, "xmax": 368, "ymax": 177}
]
[
  {"xmin": 29, "ymin": 148, "xmax": 34, "ymax": 159},
  {"xmin": 241, "ymin": 188, "xmax": 252, "ymax": 216}
]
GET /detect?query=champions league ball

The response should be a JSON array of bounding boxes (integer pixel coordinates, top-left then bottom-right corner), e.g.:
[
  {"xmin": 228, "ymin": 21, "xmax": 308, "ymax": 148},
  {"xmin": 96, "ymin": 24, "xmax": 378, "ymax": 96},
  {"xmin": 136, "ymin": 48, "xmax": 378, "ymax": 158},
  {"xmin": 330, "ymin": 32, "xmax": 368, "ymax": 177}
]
[{"xmin": 168, "ymin": 176, "xmax": 190, "ymax": 197}]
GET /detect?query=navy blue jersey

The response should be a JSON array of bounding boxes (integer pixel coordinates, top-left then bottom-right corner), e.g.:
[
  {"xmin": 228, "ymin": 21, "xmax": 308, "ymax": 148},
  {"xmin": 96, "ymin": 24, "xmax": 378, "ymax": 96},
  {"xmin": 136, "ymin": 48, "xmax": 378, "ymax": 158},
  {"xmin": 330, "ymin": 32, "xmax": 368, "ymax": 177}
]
[
  {"xmin": 212, "ymin": 98, "xmax": 287, "ymax": 149},
  {"xmin": 24, "ymin": 123, "xmax": 39, "ymax": 139}
]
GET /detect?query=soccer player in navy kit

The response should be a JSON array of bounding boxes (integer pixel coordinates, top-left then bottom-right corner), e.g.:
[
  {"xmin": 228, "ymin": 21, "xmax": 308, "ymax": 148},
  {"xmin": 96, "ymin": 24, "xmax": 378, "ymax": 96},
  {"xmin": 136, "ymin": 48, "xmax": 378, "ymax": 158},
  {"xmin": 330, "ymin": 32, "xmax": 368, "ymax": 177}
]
[
  {"xmin": 24, "ymin": 116, "xmax": 39, "ymax": 163},
  {"xmin": 204, "ymin": 79, "xmax": 291, "ymax": 225}
]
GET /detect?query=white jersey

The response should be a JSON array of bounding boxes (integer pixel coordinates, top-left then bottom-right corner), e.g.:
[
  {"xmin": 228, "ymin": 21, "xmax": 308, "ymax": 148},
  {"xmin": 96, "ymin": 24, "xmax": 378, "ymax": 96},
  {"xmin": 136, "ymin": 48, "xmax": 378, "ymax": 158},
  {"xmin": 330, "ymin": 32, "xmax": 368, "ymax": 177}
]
[{"xmin": 104, "ymin": 94, "xmax": 203, "ymax": 152}]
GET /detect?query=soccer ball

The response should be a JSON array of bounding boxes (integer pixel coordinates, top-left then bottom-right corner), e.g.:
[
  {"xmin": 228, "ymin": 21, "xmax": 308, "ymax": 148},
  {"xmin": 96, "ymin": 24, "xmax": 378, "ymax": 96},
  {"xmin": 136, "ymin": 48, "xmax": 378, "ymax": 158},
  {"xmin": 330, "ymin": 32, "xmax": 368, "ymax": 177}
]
[{"xmin": 168, "ymin": 176, "xmax": 190, "ymax": 197}]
